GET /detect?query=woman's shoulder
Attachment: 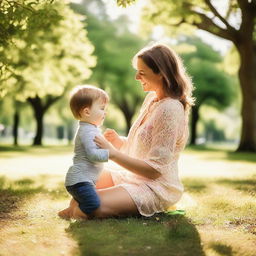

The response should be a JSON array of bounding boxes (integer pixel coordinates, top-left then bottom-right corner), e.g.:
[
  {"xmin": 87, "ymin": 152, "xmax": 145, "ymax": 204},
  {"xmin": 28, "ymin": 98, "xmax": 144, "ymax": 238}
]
[
  {"xmin": 143, "ymin": 91, "xmax": 156, "ymax": 104},
  {"xmin": 156, "ymin": 97, "xmax": 184, "ymax": 112},
  {"xmin": 151, "ymin": 98, "xmax": 185, "ymax": 123}
]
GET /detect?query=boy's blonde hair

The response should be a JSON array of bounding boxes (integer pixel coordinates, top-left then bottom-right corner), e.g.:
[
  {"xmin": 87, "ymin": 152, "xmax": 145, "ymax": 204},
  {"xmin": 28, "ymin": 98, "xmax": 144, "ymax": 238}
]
[{"xmin": 70, "ymin": 85, "xmax": 109, "ymax": 119}]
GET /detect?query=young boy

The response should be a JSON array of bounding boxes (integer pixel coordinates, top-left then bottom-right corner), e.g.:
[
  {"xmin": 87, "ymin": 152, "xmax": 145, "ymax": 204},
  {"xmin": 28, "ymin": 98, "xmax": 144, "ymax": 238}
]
[{"xmin": 58, "ymin": 85, "xmax": 109, "ymax": 219}]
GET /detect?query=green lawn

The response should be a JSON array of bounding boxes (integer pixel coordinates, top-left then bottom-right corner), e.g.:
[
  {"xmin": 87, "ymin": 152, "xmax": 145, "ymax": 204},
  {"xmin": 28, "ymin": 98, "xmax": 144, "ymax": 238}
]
[{"xmin": 0, "ymin": 145, "xmax": 255, "ymax": 256}]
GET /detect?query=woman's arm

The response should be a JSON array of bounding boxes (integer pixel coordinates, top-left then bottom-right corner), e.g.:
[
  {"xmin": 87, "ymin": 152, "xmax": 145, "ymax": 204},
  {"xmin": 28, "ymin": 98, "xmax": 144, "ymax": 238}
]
[
  {"xmin": 111, "ymin": 150, "xmax": 161, "ymax": 180},
  {"xmin": 94, "ymin": 135, "xmax": 161, "ymax": 180}
]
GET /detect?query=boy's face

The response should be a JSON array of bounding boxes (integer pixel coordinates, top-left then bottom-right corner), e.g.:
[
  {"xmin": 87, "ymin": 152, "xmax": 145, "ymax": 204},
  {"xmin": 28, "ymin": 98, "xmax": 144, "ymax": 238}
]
[{"xmin": 81, "ymin": 99, "xmax": 107, "ymax": 126}]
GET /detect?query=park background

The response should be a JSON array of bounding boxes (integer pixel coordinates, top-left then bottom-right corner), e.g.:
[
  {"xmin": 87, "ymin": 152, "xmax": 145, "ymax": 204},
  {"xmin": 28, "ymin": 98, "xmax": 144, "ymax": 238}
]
[{"xmin": 0, "ymin": 0, "xmax": 255, "ymax": 256}]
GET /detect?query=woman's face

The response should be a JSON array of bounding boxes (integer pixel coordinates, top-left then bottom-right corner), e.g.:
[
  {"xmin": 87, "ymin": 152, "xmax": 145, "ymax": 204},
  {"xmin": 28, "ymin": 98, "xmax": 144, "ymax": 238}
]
[{"xmin": 135, "ymin": 57, "xmax": 162, "ymax": 92}]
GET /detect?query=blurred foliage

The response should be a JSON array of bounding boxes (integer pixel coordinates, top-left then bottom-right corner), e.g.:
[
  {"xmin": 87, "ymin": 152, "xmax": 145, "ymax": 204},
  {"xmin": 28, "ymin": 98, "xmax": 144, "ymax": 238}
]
[
  {"xmin": 71, "ymin": 0, "xmax": 146, "ymax": 133},
  {"xmin": 182, "ymin": 38, "xmax": 234, "ymax": 111},
  {"xmin": 117, "ymin": 0, "xmax": 135, "ymax": 7},
  {"xmin": 0, "ymin": 0, "xmax": 59, "ymax": 84},
  {"xmin": 203, "ymin": 119, "xmax": 226, "ymax": 142},
  {"xmin": 0, "ymin": 0, "xmax": 95, "ymax": 99},
  {"xmin": 197, "ymin": 105, "xmax": 241, "ymax": 143},
  {"xmin": 223, "ymin": 46, "xmax": 240, "ymax": 76},
  {"xmin": 177, "ymin": 37, "xmax": 235, "ymax": 144}
]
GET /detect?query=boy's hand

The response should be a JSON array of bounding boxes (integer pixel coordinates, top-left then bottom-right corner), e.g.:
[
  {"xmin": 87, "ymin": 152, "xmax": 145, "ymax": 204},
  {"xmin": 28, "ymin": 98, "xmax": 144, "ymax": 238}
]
[{"xmin": 103, "ymin": 129, "xmax": 124, "ymax": 149}]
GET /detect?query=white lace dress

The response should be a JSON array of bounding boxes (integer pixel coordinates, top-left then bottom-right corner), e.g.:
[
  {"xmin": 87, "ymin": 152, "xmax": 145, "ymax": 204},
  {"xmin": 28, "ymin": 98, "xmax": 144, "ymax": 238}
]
[{"xmin": 109, "ymin": 92, "xmax": 188, "ymax": 217}]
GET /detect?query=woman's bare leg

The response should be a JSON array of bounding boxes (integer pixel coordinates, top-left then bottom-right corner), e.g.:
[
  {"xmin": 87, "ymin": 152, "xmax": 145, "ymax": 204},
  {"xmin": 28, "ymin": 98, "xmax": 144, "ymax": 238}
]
[
  {"xmin": 70, "ymin": 185, "xmax": 139, "ymax": 219},
  {"xmin": 95, "ymin": 186, "xmax": 139, "ymax": 217},
  {"xmin": 96, "ymin": 170, "xmax": 114, "ymax": 189}
]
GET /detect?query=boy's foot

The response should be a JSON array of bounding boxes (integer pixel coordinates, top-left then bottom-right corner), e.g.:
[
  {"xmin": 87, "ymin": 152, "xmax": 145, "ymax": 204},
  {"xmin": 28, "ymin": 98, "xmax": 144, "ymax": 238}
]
[
  {"xmin": 58, "ymin": 207, "xmax": 72, "ymax": 219},
  {"xmin": 71, "ymin": 206, "xmax": 88, "ymax": 220}
]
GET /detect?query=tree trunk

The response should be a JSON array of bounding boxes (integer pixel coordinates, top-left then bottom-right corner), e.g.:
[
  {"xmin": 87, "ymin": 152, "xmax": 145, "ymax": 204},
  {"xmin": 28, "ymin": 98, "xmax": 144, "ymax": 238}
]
[
  {"xmin": 67, "ymin": 122, "xmax": 74, "ymax": 145},
  {"xmin": 190, "ymin": 105, "xmax": 199, "ymax": 145},
  {"xmin": 13, "ymin": 109, "xmax": 20, "ymax": 146},
  {"xmin": 27, "ymin": 96, "xmax": 46, "ymax": 146},
  {"xmin": 27, "ymin": 96, "xmax": 44, "ymax": 146},
  {"xmin": 123, "ymin": 110, "xmax": 133, "ymax": 134},
  {"xmin": 27, "ymin": 95, "xmax": 62, "ymax": 146},
  {"xmin": 114, "ymin": 97, "xmax": 137, "ymax": 135},
  {"xmin": 34, "ymin": 110, "xmax": 44, "ymax": 146},
  {"xmin": 236, "ymin": 41, "xmax": 256, "ymax": 152}
]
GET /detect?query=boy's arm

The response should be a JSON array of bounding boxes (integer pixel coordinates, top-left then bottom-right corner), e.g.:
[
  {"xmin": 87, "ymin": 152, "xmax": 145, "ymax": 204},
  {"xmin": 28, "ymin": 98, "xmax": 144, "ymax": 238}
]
[{"xmin": 80, "ymin": 130, "xmax": 109, "ymax": 162}]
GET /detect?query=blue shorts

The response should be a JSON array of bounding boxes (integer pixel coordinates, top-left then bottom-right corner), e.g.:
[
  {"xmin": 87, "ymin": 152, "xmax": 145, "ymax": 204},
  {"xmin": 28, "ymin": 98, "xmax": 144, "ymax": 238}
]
[{"xmin": 66, "ymin": 182, "xmax": 100, "ymax": 215}]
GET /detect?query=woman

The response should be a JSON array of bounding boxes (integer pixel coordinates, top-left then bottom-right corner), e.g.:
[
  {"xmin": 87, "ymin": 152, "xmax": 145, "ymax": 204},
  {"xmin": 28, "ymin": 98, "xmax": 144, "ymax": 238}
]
[{"xmin": 70, "ymin": 43, "xmax": 194, "ymax": 219}]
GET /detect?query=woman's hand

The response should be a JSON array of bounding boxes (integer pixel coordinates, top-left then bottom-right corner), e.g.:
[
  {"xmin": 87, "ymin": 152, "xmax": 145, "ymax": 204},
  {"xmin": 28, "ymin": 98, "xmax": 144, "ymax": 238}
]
[
  {"xmin": 94, "ymin": 135, "xmax": 117, "ymax": 159},
  {"xmin": 103, "ymin": 129, "xmax": 124, "ymax": 149}
]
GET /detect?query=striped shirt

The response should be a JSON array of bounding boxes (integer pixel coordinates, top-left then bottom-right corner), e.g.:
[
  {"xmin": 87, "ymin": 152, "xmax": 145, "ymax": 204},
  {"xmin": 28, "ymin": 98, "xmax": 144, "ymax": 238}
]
[{"xmin": 65, "ymin": 121, "xmax": 109, "ymax": 186}]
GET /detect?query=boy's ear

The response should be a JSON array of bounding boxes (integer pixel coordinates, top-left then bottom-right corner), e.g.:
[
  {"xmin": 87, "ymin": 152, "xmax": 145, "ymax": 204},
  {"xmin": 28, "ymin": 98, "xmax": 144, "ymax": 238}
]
[{"xmin": 81, "ymin": 107, "xmax": 90, "ymax": 116}]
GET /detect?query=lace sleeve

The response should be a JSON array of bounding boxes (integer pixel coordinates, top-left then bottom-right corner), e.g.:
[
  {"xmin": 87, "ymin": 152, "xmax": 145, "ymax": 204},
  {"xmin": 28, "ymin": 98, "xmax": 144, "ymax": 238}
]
[{"xmin": 144, "ymin": 100, "xmax": 184, "ymax": 175}]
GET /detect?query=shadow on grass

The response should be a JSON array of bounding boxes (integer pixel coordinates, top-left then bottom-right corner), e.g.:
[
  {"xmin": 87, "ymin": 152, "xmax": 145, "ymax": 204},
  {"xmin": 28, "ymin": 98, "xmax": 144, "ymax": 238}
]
[
  {"xmin": 67, "ymin": 214, "xmax": 205, "ymax": 256},
  {"xmin": 0, "ymin": 145, "xmax": 32, "ymax": 152},
  {"xmin": 187, "ymin": 145, "xmax": 224, "ymax": 152},
  {"xmin": 225, "ymin": 152, "xmax": 256, "ymax": 163},
  {"xmin": 216, "ymin": 177, "xmax": 256, "ymax": 195},
  {"xmin": 0, "ymin": 176, "xmax": 44, "ymax": 224},
  {"xmin": 187, "ymin": 145, "xmax": 256, "ymax": 163},
  {"xmin": 183, "ymin": 178, "xmax": 209, "ymax": 193},
  {"xmin": 0, "ymin": 145, "xmax": 72, "ymax": 158},
  {"xmin": 209, "ymin": 242, "xmax": 233, "ymax": 256}
]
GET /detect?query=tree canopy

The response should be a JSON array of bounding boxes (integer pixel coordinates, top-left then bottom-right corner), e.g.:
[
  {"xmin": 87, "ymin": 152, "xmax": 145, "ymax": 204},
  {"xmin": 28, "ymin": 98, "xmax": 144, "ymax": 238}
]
[{"xmin": 1, "ymin": 0, "xmax": 95, "ymax": 99}]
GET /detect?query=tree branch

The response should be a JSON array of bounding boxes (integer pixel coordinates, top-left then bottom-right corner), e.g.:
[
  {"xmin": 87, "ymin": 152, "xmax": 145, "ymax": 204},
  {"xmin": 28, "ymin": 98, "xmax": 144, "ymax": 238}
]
[
  {"xmin": 204, "ymin": 0, "xmax": 235, "ymax": 31},
  {"xmin": 191, "ymin": 11, "xmax": 237, "ymax": 41},
  {"xmin": 225, "ymin": 0, "xmax": 233, "ymax": 20},
  {"xmin": 44, "ymin": 95, "xmax": 62, "ymax": 111}
]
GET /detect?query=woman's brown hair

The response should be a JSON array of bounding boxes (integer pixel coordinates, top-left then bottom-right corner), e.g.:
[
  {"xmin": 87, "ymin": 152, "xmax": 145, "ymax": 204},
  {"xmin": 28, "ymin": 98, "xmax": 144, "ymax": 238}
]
[{"xmin": 133, "ymin": 43, "xmax": 194, "ymax": 112}]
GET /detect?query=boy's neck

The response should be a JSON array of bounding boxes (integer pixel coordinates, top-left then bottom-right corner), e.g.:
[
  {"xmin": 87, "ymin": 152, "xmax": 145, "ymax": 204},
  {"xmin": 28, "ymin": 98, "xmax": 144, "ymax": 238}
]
[{"xmin": 79, "ymin": 120, "xmax": 98, "ymax": 127}]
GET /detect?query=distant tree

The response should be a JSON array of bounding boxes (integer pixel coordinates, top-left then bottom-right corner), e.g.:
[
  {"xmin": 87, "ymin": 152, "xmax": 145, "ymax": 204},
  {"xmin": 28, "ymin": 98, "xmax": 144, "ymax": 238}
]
[
  {"xmin": 118, "ymin": 0, "xmax": 256, "ymax": 152},
  {"xmin": 203, "ymin": 119, "xmax": 226, "ymax": 142},
  {"xmin": 180, "ymin": 38, "xmax": 234, "ymax": 145},
  {"xmin": 1, "ymin": 1, "xmax": 95, "ymax": 145}
]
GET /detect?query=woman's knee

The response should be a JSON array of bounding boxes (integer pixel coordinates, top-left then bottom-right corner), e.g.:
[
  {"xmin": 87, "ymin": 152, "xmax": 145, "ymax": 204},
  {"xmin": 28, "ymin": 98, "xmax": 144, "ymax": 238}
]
[
  {"xmin": 92, "ymin": 186, "xmax": 139, "ymax": 218},
  {"xmin": 96, "ymin": 170, "xmax": 114, "ymax": 189}
]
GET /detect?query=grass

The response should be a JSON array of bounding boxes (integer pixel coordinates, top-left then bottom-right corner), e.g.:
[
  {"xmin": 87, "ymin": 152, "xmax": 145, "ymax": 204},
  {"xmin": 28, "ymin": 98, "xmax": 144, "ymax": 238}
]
[{"xmin": 0, "ymin": 144, "xmax": 255, "ymax": 256}]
